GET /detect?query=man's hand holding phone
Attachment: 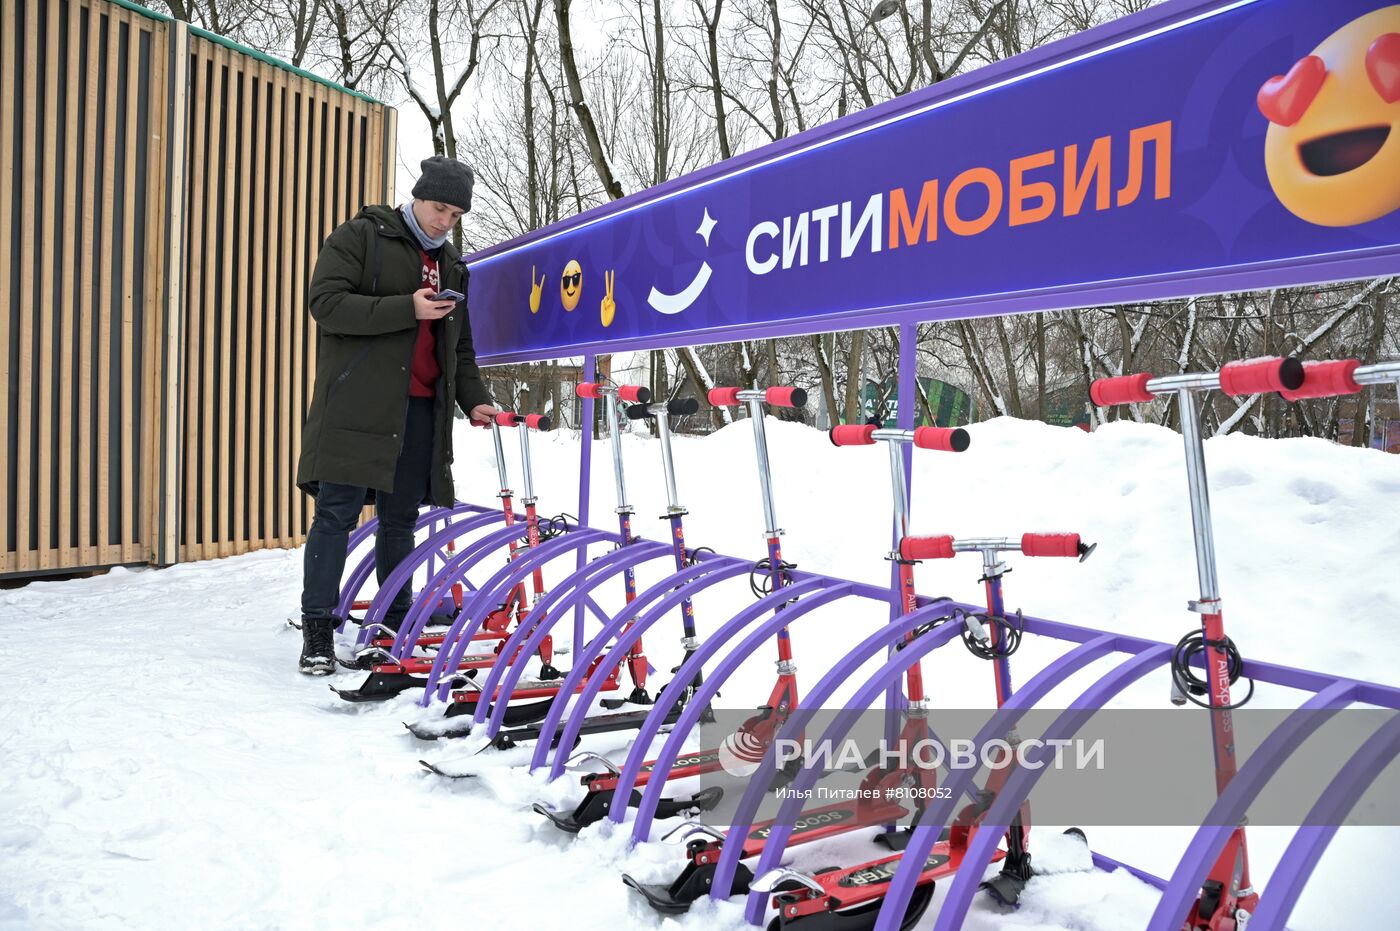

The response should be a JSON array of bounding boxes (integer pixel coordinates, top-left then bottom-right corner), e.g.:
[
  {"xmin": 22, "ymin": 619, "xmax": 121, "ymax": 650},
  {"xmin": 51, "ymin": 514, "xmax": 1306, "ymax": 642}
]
[{"xmin": 413, "ymin": 287, "xmax": 457, "ymax": 321}]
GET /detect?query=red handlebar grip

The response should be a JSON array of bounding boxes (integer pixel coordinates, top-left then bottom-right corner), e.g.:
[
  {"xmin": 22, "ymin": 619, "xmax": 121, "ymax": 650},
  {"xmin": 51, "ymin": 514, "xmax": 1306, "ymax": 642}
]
[
  {"xmin": 765, "ymin": 387, "xmax": 808, "ymax": 409},
  {"xmin": 1218, "ymin": 356, "xmax": 1305, "ymax": 397},
  {"xmin": 617, "ymin": 385, "xmax": 651, "ymax": 403},
  {"xmin": 493, "ymin": 412, "xmax": 518, "ymax": 427},
  {"xmin": 912, "ymin": 426, "xmax": 970, "ymax": 453},
  {"xmin": 1090, "ymin": 373, "xmax": 1154, "ymax": 406},
  {"xmin": 1281, "ymin": 359, "xmax": 1362, "ymax": 401},
  {"xmin": 1021, "ymin": 532, "xmax": 1081, "ymax": 558},
  {"xmin": 899, "ymin": 535, "xmax": 955, "ymax": 560},
  {"xmin": 829, "ymin": 424, "xmax": 877, "ymax": 446},
  {"xmin": 708, "ymin": 387, "xmax": 742, "ymax": 407},
  {"xmin": 576, "ymin": 382, "xmax": 603, "ymax": 400},
  {"xmin": 524, "ymin": 414, "xmax": 551, "ymax": 431}
]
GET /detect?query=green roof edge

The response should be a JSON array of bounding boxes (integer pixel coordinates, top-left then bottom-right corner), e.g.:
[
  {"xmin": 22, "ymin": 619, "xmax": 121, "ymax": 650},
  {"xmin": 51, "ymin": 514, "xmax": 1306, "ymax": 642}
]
[{"xmin": 107, "ymin": 0, "xmax": 388, "ymax": 106}]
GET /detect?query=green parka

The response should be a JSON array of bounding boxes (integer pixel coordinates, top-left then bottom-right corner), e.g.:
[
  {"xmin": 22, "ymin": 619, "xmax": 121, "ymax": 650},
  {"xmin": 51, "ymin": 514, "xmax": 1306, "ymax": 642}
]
[{"xmin": 295, "ymin": 204, "xmax": 493, "ymax": 505}]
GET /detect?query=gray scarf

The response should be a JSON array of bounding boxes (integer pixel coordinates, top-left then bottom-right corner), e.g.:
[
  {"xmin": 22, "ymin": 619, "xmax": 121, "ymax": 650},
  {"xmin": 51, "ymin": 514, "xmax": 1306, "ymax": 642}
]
[{"xmin": 401, "ymin": 202, "xmax": 448, "ymax": 252}]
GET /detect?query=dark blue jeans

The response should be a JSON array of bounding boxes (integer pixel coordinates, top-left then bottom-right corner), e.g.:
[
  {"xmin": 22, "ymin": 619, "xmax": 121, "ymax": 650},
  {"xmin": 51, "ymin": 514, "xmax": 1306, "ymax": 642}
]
[{"xmin": 301, "ymin": 397, "xmax": 435, "ymax": 628}]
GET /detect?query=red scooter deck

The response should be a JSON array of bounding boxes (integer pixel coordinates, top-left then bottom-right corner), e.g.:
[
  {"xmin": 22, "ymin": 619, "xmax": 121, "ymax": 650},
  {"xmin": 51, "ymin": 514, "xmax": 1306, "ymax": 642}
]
[{"xmin": 767, "ymin": 840, "xmax": 1001, "ymax": 919}]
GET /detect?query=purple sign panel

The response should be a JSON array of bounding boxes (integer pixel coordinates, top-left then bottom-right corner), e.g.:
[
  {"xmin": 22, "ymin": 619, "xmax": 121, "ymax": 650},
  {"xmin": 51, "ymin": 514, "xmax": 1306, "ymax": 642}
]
[{"xmin": 464, "ymin": 0, "xmax": 1400, "ymax": 364}]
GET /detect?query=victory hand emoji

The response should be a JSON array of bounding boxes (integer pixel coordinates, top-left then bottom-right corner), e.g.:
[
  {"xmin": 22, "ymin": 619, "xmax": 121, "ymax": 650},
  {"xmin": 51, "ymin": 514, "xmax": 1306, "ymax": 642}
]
[
  {"xmin": 600, "ymin": 269, "xmax": 617, "ymax": 328},
  {"xmin": 529, "ymin": 265, "xmax": 545, "ymax": 314}
]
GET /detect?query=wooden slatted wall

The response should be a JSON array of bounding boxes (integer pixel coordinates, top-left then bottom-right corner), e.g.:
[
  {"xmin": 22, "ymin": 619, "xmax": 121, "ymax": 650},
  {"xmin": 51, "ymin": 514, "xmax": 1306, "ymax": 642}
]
[{"xmin": 0, "ymin": 0, "xmax": 396, "ymax": 578}]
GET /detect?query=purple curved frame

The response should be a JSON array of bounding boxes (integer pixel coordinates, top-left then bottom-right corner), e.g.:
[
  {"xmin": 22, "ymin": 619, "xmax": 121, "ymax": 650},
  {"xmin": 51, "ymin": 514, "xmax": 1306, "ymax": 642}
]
[
  {"xmin": 336, "ymin": 504, "xmax": 484, "ymax": 632},
  {"xmin": 429, "ymin": 539, "xmax": 675, "ymax": 727},
  {"xmin": 1248, "ymin": 714, "xmax": 1400, "ymax": 930},
  {"xmin": 380, "ymin": 503, "xmax": 1400, "ymax": 922},
  {"xmin": 695, "ymin": 601, "xmax": 964, "ymax": 894},
  {"xmin": 472, "ymin": 555, "xmax": 745, "ymax": 728},
  {"xmin": 873, "ymin": 644, "xmax": 1159, "ymax": 924},
  {"xmin": 397, "ymin": 523, "xmax": 632, "ymax": 660},
  {"xmin": 349, "ymin": 508, "xmax": 510, "ymax": 647},
  {"xmin": 1144, "ymin": 679, "xmax": 1359, "ymax": 930},
  {"xmin": 508, "ymin": 559, "xmax": 754, "ymax": 756},
  {"xmin": 421, "ymin": 529, "xmax": 645, "ymax": 702},
  {"xmin": 892, "ymin": 646, "xmax": 1174, "ymax": 931},
  {"xmin": 414, "ymin": 528, "xmax": 613, "ymax": 701},
  {"xmin": 381, "ymin": 521, "xmax": 555, "ymax": 659},
  {"xmin": 486, "ymin": 538, "xmax": 673, "ymax": 672},
  {"xmin": 467, "ymin": 539, "xmax": 679, "ymax": 723},
  {"xmin": 610, "ymin": 581, "xmax": 856, "ymax": 824},
  {"xmin": 738, "ymin": 631, "xmax": 1122, "ymax": 923},
  {"xmin": 545, "ymin": 575, "xmax": 836, "ymax": 781}
]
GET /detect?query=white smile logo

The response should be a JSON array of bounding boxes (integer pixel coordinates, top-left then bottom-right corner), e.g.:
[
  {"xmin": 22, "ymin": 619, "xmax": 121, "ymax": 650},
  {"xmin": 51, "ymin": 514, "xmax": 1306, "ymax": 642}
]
[{"xmin": 647, "ymin": 208, "xmax": 715, "ymax": 316}]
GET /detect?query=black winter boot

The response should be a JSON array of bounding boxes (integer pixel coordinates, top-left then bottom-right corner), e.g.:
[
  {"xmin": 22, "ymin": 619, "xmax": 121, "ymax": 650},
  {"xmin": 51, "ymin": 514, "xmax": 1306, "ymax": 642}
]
[{"xmin": 299, "ymin": 618, "xmax": 338, "ymax": 675}]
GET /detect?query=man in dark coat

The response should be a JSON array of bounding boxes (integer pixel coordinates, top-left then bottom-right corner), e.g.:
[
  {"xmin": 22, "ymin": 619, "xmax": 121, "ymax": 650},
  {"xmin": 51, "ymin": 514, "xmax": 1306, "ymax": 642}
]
[{"xmin": 295, "ymin": 156, "xmax": 498, "ymax": 674}]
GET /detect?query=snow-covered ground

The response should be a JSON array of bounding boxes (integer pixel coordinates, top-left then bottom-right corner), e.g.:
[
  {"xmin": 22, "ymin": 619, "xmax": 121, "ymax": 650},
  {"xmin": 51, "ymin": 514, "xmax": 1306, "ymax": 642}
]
[{"xmin": 4, "ymin": 416, "xmax": 1399, "ymax": 930}]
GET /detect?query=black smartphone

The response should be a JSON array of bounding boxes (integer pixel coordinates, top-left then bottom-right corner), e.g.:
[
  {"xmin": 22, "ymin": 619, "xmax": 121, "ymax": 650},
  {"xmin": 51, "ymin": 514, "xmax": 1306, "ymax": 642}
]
[{"xmin": 432, "ymin": 288, "xmax": 465, "ymax": 302}]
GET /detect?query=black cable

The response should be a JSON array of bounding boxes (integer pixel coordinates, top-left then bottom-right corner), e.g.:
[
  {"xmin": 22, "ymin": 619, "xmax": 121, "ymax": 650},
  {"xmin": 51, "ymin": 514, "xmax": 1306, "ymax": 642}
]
[
  {"xmin": 686, "ymin": 545, "xmax": 716, "ymax": 567},
  {"xmin": 896, "ymin": 608, "xmax": 961, "ymax": 648},
  {"xmin": 960, "ymin": 608, "xmax": 1024, "ymax": 660},
  {"xmin": 1170, "ymin": 629, "xmax": 1255, "ymax": 710},
  {"xmin": 749, "ymin": 557, "xmax": 797, "ymax": 599},
  {"xmin": 533, "ymin": 513, "xmax": 579, "ymax": 541}
]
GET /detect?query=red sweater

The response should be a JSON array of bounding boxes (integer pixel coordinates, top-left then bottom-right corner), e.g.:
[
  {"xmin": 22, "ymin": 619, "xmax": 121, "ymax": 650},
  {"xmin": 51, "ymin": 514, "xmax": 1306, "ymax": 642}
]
[{"xmin": 410, "ymin": 251, "xmax": 441, "ymax": 398}]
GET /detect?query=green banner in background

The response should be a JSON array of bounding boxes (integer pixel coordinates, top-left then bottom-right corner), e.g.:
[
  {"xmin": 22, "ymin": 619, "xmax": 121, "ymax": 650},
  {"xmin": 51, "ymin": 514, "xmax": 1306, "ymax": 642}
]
[{"xmin": 861, "ymin": 378, "xmax": 975, "ymax": 428}]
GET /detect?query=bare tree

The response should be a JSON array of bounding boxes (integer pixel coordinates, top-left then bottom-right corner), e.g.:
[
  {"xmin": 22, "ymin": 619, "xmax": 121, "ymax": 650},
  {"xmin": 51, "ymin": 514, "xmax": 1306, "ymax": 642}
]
[
  {"xmin": 687, "ymin": 0, "xmax": 733, "ymax": 159},
  {"xmin": 314, "ymin": 0, "xmax": 400, "ymax": 92},
  {"xmin": 158, "ymin": 0, "xmax": 260, "ymax": 36},
  {"xmin": 380, "ymin": 0, "xmax": 504, "ymax": 160},
  {"xmin": 557, "ymin": 0, "xmax": 624, "ymax": 199}
]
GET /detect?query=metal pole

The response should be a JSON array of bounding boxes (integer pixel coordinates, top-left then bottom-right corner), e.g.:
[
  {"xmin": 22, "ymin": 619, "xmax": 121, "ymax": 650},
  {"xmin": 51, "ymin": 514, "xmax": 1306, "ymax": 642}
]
[
  {"xmin": 745, "ymin": 397, "xmax": 780, "ymax": 535},
  {"xmin": 517, "ymin": 421, "xmax": 536, "ymax": 503},
  {"xmin": 575, "ymin": 353, "xmax": 597, "ymax": 654},
  {"xmin": 886, "ymin": 440, "xmax": 911, "ymax": 544},
  {"xmin": 1176, "ymin": 389, "xmax": 1220, "ymax": 603},
  {"xmin": 887, "ymin": 325, "xmax": 918, "ymax": 753},
  {"xmin": 606, "ymin": 393, "xmax": 630, "ymax": 510},
  {"xmin": 981, "ymin": 548, "xmax": 1014, "ymax": 704},
  {"xmin": 656, "ymin": 410, "xmax": 681, "ymax": 512},
  {"xmin": 490, "ymin": 422, "xmax": 510, "ymax": 493}
]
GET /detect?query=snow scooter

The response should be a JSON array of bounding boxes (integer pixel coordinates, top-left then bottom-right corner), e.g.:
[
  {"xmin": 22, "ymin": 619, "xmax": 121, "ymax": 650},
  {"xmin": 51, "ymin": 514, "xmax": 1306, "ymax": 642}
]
[
  {"xmin": 622, "ymin": 422, "xmax": 972, "ymax": 916},
  {"xmin": 1091, "ymin": 355, "xmax": 1303, "ymax": 931},
  {"xmin": 332, "ymin": 412, "xmax": 562, "ymax": 702},
  {"xmin": 575, "ymin": 380, "xmax": 658, "ymax": 710},
  {"xmin": 341, "ymin": 497, "xmax": 530, "ymax": 663},
  {"xmin": 750, "ymin": 532, "xmax": 1095, "ymax": 929},
  {"xmin": 534, "ymin": 385, "xmax": 809, "ymax": 833},
  {"xmin": 1237, "ymin": 356, "xmax": 1400, "ymax": 931},
  {"xmin": 415, "ymin": 381, "xmax": 663, "ymax": 743},
  {"xmin": 420, "ymin": 396, "xmax": 712, "ymax": 769}
]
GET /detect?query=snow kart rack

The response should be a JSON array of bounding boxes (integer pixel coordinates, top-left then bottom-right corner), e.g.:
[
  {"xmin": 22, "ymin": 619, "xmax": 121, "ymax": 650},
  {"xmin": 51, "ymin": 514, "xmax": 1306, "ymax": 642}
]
[
  {"xmin": 1095, "ymin": 356, "xmax": 1400, "ymax": 931},
  {"xmin": 324, "ymin": 501, "xmax": 497, "ymax": 646},
  {"xmin": 414, "ymin": 395, "xmax": 725, "ymax": 765},
  {"xmin": 750, "ymin": 532, "xmax": 1095, "ymax": 931},
  {"xmin": 313, "ymin": 0, "xmax": 1400, "ymax": 919},
  {"xmin": 331, "ymin": 411, "xmax": 564, "ymax": 703},
  {"xmin": 535, "ymin": 385, "xmax": 808, "ymax": 833},
  {"xmin": 620, "ymin": 420, "xmax": 972, "ymax": 917}
]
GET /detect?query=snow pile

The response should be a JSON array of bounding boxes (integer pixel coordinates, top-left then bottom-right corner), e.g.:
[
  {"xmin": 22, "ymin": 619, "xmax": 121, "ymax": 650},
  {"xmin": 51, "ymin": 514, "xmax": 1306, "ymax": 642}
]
[{"xmin": 2, "ymin": 416, "xmax": 1398, "ymax": 930}]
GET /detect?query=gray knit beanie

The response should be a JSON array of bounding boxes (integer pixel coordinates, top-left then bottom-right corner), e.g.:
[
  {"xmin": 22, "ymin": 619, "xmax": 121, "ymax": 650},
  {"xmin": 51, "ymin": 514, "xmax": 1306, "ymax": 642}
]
[{"xmin": 411, "ymin": 156, "xmax": 474, "ymax": 212}]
